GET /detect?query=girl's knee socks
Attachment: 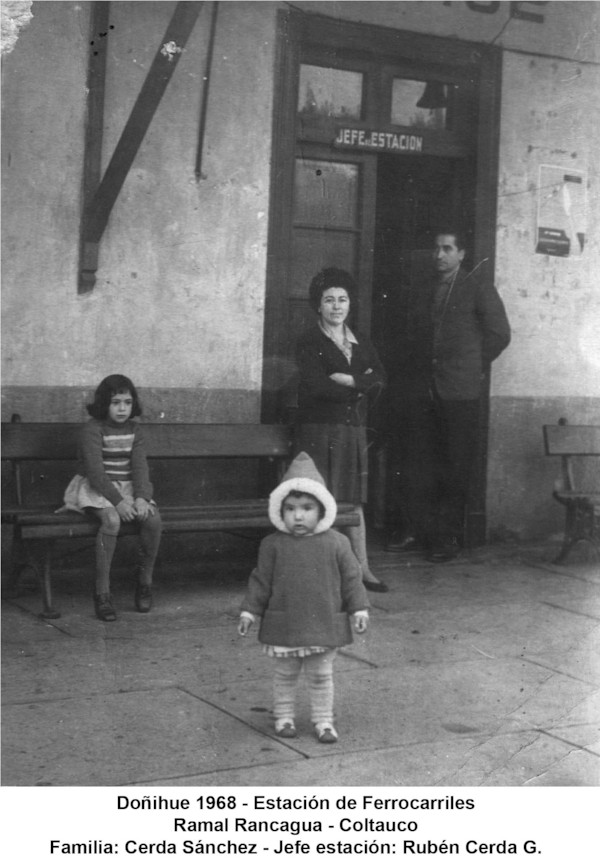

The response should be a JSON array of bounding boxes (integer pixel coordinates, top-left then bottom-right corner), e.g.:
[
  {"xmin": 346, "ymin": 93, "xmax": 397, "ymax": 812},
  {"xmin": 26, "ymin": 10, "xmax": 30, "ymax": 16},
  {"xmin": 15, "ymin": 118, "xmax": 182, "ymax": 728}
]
[
  {"xmin": 138, "ymin": 512, "xmax": 162, "ymax": 585},
  {"xmin": 95, "ymin": 531, "xmax": 117, "ymax": 595}
]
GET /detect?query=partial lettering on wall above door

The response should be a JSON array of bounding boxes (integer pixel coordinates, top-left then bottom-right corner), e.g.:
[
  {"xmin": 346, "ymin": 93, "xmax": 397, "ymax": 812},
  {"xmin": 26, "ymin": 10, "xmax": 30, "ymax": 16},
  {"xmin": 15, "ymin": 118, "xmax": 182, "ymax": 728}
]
[{"xmin": 444, "ymin": 1, "xmax": 547, "ymax": 25}]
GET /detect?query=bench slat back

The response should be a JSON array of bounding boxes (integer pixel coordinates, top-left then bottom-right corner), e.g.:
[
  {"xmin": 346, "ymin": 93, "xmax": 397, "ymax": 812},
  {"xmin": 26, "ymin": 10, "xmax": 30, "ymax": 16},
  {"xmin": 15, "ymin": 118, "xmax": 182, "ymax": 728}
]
[
  {"xmin": 2, "ymin": 423, "xmax": 292, "ymax": 460},
  {"xmin": 543, "ymin": 425, "xmax": 600, "ymax": 457}
]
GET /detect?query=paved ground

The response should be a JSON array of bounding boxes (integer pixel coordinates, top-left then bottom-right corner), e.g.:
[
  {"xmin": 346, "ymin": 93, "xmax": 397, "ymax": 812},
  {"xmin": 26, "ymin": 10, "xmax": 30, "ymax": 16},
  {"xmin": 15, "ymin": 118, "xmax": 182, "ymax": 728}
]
[{"xmin": 2, "ymin": 536, "xmax": 599, "ymax": 787}]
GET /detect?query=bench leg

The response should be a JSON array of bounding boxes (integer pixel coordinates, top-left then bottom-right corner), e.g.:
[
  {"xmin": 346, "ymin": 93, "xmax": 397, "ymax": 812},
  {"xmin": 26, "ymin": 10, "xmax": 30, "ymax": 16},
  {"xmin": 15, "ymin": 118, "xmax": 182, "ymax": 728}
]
[
  {"xmin": 1, "ymin": 526, "xmax": 41, "ymax": 600},
  {"xmin": 554, "ymin": 542, "xmax": 574, "ymax": 565},
  {"xmin": 554, "ymin": 502, "xmax": 600, "ymax": 564},
  {"xmin": 554, "ymin": 500, "xmax": 580, "ymax": 563},
  {"xmin": 585, "ymin": 505, "xmax": 600, "ymax": 560},
  {"xmin": 40, "ymin": 541, "xmax": 61, "ymax": 620}
]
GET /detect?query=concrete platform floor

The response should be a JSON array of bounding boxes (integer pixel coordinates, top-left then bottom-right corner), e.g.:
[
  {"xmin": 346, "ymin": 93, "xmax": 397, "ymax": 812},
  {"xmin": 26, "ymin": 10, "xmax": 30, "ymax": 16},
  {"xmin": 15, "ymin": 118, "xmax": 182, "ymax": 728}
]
[{"xmin": 2, "ymin": 538, "xmax": 599, "ymax": 787}]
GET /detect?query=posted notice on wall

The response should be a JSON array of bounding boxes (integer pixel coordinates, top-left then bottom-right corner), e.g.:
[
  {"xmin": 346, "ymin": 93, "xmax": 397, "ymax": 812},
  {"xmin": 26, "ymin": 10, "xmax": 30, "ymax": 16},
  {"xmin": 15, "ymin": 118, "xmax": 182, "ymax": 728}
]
[
  {"xmin": 536, "ymin": 165, "xmax": 586, "ymax": 258},
  {"xmin": 2, "ymin": 785, "xmax": 598, "ymax": 864}
]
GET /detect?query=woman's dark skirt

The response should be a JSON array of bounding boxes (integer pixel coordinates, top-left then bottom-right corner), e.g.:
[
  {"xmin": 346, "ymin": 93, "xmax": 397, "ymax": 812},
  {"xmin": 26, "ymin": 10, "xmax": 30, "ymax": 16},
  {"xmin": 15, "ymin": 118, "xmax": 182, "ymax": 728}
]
[{"xmin": 294, "ymin": 423, "xmax": 368, "ymax": 504}]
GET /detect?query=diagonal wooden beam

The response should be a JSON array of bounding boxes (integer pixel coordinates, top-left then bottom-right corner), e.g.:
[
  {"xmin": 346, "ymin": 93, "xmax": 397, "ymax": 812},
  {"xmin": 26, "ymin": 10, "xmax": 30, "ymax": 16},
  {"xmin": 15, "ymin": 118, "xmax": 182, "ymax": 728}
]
[
  {"xmin": 79, "ymin": 1, "xmax": 202, "ymax": 291},
  {"xmin": 79, "ymin": 1, "xmax": 111, "ymax": 294},
  {"xmin": 195, "ymin": 1, "xmax": 219, "ymax": 181},
  {"xmin": 87, "ymin": 0, "xmax": 202, "ymax": 242}
]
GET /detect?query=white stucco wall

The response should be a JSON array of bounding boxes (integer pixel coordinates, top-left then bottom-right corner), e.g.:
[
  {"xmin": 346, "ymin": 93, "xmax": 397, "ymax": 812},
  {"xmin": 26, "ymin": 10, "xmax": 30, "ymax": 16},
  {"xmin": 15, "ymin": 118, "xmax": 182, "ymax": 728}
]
[
  {"xmin": 493, "ymin": 51, "xmax": 600, "ymax": 399},
  {"xmin": 1, "ymin": 1, "xmax": 276, "ymax": 391},
  {"xmin": 4, "ymin": 2, "xmax": 598, "ymax": 397}
]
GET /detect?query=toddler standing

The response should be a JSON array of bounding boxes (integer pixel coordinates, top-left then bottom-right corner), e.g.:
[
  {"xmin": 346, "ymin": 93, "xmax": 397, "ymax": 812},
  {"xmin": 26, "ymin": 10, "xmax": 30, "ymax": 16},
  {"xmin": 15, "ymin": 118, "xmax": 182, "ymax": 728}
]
[
  {"xmin": 238, "ymin": 452, "xmax": 369, "ymax": 743},
  {"xmin": 62, "ymin": 374, "xmax": 162, "ymax": 621}
]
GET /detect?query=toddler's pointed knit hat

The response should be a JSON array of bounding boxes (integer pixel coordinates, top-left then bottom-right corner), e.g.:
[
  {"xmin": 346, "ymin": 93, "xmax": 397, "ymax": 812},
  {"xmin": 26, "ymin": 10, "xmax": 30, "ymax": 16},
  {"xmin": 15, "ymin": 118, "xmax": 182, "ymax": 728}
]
[{"xmin": 268, "ymin": 451, "xmax": 337, "ymax": 534}]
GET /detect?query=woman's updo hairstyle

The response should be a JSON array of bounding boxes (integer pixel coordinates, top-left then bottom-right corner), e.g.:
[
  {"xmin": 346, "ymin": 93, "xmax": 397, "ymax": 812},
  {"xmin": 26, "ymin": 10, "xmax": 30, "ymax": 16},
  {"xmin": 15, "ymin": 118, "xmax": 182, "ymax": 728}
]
[{"xmin": 308, "ymin": 267, "xmax": 358, "ymax": 313}]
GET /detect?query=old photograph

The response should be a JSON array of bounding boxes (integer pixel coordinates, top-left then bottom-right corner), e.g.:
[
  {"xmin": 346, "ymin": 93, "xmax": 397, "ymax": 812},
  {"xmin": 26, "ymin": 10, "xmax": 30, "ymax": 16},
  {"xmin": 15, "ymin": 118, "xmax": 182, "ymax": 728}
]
[{"xmin": 2, "ymin": 0, "xmax": 598, "ymax": 810}]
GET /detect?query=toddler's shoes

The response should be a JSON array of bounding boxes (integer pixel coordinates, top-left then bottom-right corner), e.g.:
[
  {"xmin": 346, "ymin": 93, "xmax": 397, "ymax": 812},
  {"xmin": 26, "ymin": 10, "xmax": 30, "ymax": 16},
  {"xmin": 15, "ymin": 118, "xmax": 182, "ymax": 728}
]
[
  {"xmin": 275, "ymin": 720, "xmax": 297, "ymax": 738},
  {"xmin": 314, "ymin": 722, "xmax": 338, "ymax": 744},
  {"xmin": 274, "ymin": 720, "xmax": 338, "ymax": 742}
]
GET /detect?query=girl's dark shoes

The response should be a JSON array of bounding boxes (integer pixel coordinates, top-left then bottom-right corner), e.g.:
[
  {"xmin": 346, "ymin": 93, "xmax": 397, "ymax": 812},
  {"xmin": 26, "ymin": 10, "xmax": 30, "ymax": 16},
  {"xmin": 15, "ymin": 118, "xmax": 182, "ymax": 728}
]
[
  {"xmin": 134, "ymin": 583, "xmax": 153, "ymax": 613},
  {"xmin": 94, "ymin": 593, "xmax": 117, "ymax": 622}
]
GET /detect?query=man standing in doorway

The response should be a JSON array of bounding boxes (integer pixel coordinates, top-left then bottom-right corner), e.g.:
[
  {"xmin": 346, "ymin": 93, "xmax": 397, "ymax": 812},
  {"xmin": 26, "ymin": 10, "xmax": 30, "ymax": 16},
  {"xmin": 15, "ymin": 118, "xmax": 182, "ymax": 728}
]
[{"xmin": 387, "ymin": 229, "xmax": 511, "ymax": 562}]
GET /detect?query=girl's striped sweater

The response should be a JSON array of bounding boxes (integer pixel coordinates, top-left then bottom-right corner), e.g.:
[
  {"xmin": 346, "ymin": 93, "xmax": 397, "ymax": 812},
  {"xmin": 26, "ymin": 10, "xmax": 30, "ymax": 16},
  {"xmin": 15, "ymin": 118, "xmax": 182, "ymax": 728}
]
[{"xmin": 77, "ymin": 417, "xmax": 153, "ymax": 506}]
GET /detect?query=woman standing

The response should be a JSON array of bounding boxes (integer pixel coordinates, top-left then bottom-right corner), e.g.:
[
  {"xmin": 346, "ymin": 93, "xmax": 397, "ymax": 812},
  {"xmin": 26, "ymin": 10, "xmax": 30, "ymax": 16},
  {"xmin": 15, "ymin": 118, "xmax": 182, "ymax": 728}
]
[{"xmin": 294, "ymin": 267, "xmax": 388, "ymax": 592}]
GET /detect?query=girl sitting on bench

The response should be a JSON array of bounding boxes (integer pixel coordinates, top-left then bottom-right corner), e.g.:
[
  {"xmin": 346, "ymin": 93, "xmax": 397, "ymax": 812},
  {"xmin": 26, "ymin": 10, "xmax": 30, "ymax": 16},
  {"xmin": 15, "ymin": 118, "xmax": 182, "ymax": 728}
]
[{"xmin": 62, "ymin": 374, "xmax": 162, "ymax": 621}]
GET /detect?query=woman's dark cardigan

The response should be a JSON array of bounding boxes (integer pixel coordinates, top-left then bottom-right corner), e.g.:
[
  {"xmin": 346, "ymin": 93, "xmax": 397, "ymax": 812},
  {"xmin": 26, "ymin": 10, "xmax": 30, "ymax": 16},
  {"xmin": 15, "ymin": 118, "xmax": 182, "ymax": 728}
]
[{"xmin": 295, "ymin": 324, "xmax": 386, "ymax": 427}]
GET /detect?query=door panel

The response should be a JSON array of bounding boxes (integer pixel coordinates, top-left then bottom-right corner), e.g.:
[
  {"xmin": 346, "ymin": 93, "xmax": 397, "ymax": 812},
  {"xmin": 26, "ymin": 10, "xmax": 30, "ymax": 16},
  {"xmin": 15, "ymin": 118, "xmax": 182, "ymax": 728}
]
[
  {"xmin": 298, "ymin": 63, "xmax": 365, "ymax": 120},
  {"xmin": 271, "ymin": 146, "xmax": 376, "ymax": 419},
  {"xmin": 370, "ymin": 153, "xmax": 477, "ymax": 532},
  {"xmin": 283, "ymin": 142, "xmax": 376, "ymax": 358},
  {"xmin": 372, "ymin": 153, "xmax": 469, "ymax": 379},
  {"xmin": 289, "ymin": 229, "xmax": 359, "ymax": 298},
  {"xmin": 294, "ymin": 158, "xmax": 359, "ymax": 227}
]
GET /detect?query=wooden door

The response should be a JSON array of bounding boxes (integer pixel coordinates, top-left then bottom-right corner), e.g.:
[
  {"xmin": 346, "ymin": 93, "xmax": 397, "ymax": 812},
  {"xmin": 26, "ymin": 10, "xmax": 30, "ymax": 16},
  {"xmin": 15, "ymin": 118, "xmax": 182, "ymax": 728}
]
[{"xmin": 263, "ymin": 10, "xmax": 501, "ymax": 546}]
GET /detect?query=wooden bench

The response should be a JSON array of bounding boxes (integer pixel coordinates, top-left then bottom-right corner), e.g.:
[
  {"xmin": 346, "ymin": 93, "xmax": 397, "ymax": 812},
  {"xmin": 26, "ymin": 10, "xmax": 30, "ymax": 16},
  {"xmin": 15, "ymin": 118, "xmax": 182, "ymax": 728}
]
[
  {"xmin": 1, "ymin": 420, "xmax": 359, "ymax": 618},
  {"xmin": 543, "ymin": 418, "xmax": 600, "ymax": 564}
]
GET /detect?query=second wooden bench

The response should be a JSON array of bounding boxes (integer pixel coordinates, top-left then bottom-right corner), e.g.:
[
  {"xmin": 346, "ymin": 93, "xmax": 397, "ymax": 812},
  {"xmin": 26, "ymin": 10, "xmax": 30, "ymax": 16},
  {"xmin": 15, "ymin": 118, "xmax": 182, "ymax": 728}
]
[{"xmin": 543, "ymin": 417, "xmax": 600, "ymax": 564}]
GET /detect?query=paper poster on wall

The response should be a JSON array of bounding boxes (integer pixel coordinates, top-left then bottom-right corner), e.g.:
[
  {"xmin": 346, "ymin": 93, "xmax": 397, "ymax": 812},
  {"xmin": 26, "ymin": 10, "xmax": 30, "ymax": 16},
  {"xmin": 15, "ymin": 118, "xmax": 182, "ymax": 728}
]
[{"xmin": 536, "ymin": 165, "xmax": 586, "ymax": 257}]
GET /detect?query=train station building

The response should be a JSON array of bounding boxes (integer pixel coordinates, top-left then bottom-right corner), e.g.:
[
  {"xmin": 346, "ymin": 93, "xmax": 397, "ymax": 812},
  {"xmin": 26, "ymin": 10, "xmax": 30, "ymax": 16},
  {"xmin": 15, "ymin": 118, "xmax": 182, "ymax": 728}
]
[{"xmin": 2, "ymin": 1, "xmax": 599, "ymax": 545}]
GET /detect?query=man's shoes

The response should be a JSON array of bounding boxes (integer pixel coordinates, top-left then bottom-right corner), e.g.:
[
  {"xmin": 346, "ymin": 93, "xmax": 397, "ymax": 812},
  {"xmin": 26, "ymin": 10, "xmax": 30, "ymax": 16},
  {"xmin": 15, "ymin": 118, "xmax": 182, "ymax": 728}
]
[
  {"xmin": 386, "ymin": 533, "xmax": 424, "ymax": 554},
  {"xmin": 363, "ymin": 577, "xmax": 389, "ymax": 593},
  {"xmin": 94, "ymin": 593, "xmax": 117, "ymax": 622},
  {"xmin": 134, "ymin": 583, "xmax": 153, "ymax": 613},
  {"xmin": 315, "ymin": 722, "xmax": 338, "ymax": 744},
  {"xmin": 426, "ymin": 540, "xmax": 461, "ymax": 563}
]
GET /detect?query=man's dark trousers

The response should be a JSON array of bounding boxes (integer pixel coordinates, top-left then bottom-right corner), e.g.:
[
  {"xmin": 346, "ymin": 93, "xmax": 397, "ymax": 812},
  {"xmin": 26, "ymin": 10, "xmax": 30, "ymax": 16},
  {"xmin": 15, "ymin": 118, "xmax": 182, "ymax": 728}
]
[
  {"xmin": 391, "ymin": 387, "xmax": 479, "ymax": 549},
  {"xmin": 429, "ymin": 387, "xmax": 480, "ymax": 547}
]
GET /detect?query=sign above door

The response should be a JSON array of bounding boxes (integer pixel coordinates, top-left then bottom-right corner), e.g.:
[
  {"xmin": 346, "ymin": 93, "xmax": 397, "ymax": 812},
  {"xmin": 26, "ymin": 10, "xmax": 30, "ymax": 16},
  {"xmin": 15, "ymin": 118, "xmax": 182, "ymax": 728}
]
[{"xmin": 334, "ymin": 127, "xmax": 424, "ymax": 154}]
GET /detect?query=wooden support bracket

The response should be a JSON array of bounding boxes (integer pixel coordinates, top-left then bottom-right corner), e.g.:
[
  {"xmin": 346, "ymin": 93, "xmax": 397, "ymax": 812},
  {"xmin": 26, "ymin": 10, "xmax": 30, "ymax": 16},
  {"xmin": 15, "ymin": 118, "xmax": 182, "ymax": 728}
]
[
  {"xmin": 79, "ymin": 1, "xmax": 202, "ymax": 293},
  {"xmin": 78, "ymin": 1, "xmax": 110, "ymax": 294}
]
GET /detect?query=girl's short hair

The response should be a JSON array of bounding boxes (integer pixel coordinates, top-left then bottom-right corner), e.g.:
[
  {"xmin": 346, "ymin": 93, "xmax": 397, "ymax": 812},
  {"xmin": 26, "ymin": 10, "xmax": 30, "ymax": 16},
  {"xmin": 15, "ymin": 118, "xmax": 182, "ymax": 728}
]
[
  {"xmin": 281, "ymin": 489, "xmax": 326, "ymax": 520},
  {"xmin": 86, "ymin": 374, "xmax": 142, "ymax": 420},
  {"xmin": 308, "ymin": 267, "xmax": 358, "ymax": 313}
]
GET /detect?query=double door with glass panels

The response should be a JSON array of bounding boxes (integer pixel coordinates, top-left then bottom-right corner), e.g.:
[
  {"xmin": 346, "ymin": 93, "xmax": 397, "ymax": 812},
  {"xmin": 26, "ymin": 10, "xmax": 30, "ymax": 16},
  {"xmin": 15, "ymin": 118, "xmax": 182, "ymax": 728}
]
[
  {"xmin": 263, "ymin": 13, "xmax": 500, "ymax": 545},
  {"xmin": 264, "ymin": 16, "xmax": 484, "ymax": 415}
]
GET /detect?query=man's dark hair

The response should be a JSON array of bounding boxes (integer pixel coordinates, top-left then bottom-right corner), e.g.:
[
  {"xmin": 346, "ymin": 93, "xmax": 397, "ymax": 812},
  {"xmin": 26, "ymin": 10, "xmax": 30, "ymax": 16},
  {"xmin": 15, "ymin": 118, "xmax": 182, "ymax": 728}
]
[{"xmin": 433, "ymin": 227, "xmax": 468, "ymax": 252}]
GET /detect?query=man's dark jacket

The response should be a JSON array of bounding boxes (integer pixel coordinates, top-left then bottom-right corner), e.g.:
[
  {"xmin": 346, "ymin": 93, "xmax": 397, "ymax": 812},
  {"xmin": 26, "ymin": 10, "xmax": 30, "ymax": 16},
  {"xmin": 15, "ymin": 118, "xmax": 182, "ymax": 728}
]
[{"xmin": 408, "ymin": 266, "xmax": 511, "ymax": 401}]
